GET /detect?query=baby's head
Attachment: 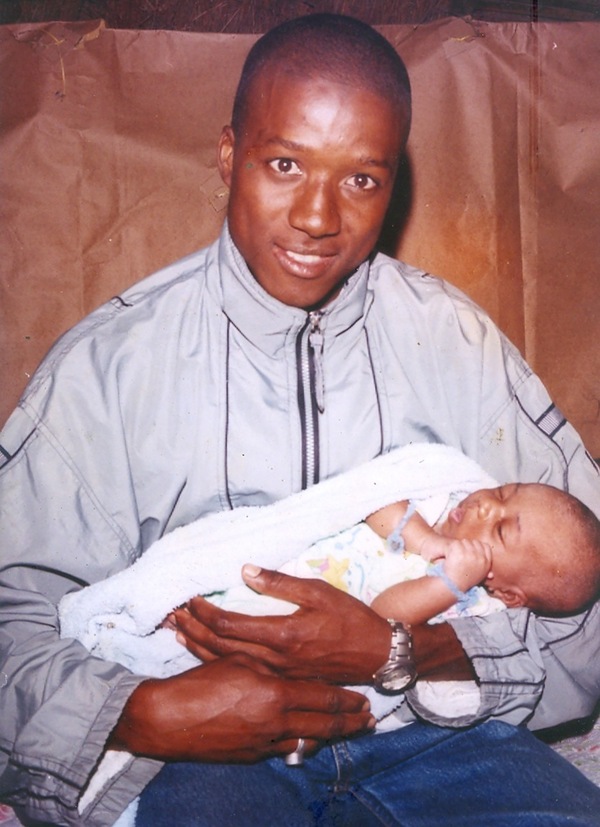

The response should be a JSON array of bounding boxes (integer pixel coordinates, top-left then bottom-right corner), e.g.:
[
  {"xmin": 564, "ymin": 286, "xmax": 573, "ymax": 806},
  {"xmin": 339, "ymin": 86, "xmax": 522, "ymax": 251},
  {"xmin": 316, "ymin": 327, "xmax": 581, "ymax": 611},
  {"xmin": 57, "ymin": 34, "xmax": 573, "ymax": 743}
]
[{"xmin": 440, "ymin": 483, "xmax": 600, "ymax": 616}]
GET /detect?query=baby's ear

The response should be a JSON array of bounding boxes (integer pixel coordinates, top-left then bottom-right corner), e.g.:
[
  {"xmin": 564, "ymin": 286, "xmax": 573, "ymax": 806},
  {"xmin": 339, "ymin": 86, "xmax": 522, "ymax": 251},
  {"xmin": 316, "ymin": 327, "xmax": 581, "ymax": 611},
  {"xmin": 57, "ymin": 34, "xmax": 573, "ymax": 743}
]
[{"xmin": 488, "ymin": 585, "xmax": 527, "ymax": 609}]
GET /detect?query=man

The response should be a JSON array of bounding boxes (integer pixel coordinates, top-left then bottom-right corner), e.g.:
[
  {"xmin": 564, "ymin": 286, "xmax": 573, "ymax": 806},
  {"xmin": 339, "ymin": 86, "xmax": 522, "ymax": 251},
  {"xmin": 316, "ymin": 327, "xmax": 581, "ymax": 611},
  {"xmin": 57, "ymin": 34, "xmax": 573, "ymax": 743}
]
[{"xmin": 1, "ymin": 14, "xmax": 599, "ymax": 826}]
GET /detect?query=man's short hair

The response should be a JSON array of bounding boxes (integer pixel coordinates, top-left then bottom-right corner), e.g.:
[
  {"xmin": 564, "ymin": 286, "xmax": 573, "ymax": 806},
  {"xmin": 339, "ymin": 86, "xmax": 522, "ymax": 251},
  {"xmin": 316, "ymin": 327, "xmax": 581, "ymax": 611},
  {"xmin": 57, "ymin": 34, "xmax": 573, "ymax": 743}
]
[{"xmin": 231, "ymin": 13, "xmax": 411, "ymax": 142}]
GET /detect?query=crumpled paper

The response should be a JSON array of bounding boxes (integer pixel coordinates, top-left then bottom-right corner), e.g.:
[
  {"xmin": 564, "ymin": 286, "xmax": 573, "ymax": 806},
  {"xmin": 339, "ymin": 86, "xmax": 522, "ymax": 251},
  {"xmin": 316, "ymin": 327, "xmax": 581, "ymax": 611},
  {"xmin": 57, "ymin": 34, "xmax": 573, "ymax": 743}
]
[{"xmin": 1, "ymin": 17, "xmax": 598, "ymax": 454}]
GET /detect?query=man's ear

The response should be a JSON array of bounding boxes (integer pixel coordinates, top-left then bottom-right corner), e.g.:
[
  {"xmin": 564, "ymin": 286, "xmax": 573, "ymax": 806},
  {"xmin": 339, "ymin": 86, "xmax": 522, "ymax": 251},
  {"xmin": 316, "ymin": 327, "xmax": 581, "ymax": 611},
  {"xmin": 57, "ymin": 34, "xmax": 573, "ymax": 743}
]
[
  {"xmin": 217, "ymin": 126, "xmax": 235, "ymax": 188},
  {"xmin": 488, "ymin": 585, "xmax": 527, "ymax": 609}
]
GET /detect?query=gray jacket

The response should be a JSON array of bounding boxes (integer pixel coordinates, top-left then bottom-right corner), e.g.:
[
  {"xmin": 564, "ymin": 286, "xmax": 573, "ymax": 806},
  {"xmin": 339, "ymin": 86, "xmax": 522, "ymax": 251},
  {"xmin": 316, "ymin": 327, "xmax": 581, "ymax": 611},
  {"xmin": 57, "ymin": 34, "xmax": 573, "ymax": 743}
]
[{"xmin": 1, "ymin": 226, "xmax": 599, "ymax": 825}]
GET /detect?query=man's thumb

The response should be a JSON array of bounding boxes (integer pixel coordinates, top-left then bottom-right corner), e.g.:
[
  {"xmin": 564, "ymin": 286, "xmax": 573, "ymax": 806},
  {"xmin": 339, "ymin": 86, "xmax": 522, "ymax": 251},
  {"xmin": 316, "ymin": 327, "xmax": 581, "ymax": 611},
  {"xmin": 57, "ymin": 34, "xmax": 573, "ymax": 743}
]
[
  {"xmin": 242, "ymin": 563, "xmax": 263, "ymax": 581},
  {"xmin": 241, "ymin": 564, "xmax": 303, "ymax": 603}
]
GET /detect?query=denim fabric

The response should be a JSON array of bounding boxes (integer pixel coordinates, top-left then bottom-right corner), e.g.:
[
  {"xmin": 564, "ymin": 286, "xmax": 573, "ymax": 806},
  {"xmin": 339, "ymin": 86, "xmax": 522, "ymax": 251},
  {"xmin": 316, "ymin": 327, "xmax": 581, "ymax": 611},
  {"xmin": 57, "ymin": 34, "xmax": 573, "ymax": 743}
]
[{"xmin": 136, "ymin": 721, "xmax": 600, "ymax": 826}]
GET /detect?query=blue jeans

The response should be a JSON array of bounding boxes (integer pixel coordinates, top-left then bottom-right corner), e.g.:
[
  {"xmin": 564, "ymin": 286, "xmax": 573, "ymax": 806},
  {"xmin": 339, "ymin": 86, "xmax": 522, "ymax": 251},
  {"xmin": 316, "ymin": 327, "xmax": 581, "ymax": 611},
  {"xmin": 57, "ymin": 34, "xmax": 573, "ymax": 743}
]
[{"xmin": 136, "ymin": 721, "xmax": 600, "ymax": 826}]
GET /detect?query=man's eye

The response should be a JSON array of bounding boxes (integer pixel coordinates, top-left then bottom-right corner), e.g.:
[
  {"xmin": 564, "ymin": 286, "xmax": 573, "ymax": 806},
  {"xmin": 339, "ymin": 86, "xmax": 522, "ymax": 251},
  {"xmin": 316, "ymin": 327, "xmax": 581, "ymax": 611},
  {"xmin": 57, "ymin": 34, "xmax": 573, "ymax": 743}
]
[
  {"xmin": 269, "ymin": 158, "xmax": 301, "ymax": 175},
  {"xmin": 347, "ymin": 174, "xmax": 377, "ymax": 191}
]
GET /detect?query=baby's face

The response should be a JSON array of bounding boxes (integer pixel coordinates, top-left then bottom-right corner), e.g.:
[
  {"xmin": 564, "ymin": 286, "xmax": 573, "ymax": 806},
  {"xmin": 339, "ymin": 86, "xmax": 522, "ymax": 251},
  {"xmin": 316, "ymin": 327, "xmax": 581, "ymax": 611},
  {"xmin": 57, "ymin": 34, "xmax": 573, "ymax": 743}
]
[{"xmin": 439, "ymin": 483, "xmax": 563, "ymax": 594}]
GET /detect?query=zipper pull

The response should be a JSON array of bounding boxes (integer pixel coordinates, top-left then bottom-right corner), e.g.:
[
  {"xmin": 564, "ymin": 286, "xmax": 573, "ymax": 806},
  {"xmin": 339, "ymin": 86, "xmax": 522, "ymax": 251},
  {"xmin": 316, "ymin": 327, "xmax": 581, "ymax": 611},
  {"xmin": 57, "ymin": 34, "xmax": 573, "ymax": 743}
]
[{"xmin": 309, "ymin": 312, "xmax": 325, "ymax": 414}]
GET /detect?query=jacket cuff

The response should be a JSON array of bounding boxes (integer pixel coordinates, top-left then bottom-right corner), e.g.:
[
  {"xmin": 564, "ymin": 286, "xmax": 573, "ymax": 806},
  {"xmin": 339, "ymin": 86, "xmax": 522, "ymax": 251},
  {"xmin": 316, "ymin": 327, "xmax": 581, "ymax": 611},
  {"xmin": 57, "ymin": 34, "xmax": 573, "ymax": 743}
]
[
  {"xmin": 406, "ymin": 611, "xmax": 545, "ymax": 727},
  {"xmin": 76, "ymin": 672, "xmax": 163, "ymax": 825},
  {"xmin": 10, "ymin": 669, "xmax": 158, "ymax": 826}
]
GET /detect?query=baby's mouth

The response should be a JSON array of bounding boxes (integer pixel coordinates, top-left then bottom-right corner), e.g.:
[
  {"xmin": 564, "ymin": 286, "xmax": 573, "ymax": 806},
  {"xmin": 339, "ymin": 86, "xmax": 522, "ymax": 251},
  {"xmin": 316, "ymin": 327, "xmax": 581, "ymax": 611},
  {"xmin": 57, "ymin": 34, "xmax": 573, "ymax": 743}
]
[{"xmin": 447, "ymin": 506, "xmax": 464, "ymax": 526}]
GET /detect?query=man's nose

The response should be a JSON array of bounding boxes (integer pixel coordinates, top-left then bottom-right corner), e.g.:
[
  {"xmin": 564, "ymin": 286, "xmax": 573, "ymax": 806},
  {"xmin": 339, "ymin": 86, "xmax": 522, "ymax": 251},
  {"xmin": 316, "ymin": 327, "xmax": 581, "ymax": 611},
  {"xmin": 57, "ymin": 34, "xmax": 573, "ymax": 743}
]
[{"xmin": 288, "ymin": 179, "xmax": 341, "ymax": 237}]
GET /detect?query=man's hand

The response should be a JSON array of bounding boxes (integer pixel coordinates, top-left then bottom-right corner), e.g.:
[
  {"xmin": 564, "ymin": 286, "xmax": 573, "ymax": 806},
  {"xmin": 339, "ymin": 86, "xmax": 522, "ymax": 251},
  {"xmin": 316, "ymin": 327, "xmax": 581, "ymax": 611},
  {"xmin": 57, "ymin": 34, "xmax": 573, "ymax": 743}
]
[
  {"xmin": 110, "ymin": 653, "xmax": 374, "ymax": 763},
  {"xmin": 172, "ymin": 566, "xmax": 478, "ymax": 688},
  {"xmin": 173, "ymin": 565, "xmax": 392, "ymax": 684}
]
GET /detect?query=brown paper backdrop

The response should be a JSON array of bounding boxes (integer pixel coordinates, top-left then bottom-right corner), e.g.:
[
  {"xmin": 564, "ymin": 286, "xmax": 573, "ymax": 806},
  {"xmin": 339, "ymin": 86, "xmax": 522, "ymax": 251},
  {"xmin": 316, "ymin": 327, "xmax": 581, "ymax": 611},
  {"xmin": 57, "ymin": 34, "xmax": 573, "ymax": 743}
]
[{"xmin": 1, "ymin": 18, "xmax": 599, "ymax": 454}]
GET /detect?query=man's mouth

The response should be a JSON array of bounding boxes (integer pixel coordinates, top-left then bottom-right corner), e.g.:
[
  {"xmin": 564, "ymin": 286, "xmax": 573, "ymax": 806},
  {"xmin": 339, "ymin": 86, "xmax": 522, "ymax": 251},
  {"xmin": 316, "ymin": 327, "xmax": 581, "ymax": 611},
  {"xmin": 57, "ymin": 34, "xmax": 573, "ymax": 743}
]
[
  {"xmin": 274, "ymin": 245, "xmax": 336, "ymax": 279},
  {"xmin": 286, "ymin": 250, "xmax": 325, "ymax": 265}
]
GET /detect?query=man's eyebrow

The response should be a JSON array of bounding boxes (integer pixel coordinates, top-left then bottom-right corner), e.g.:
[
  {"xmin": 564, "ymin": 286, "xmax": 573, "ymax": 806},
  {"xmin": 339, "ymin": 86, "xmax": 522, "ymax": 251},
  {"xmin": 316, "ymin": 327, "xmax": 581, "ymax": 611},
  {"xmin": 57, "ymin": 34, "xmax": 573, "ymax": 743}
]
[
  {"xmin": 357, "ymin": 156, "xmax": 396, "ymax": 171},
  {"xmin": 264, "ymin": 137, "xmax": 395, "ymax": 169},
  {"xmin": 265, "ymin": 136, "xmax": 305, "ymax": 152}
]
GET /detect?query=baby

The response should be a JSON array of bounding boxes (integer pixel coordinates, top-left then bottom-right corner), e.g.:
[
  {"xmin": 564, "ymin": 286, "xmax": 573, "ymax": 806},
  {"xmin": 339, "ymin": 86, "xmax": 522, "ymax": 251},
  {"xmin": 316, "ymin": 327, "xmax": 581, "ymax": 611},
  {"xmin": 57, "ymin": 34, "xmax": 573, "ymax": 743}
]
[
  {"xmin": 59, "ymin": 445, "xmax": 600, "ymax": 684},
  {"xmin": 207, "ymin": 481, "xmax": 600, "ymax": 637},
  {"xmin": 365, "ymin": 482, "xmax": 600, "ymax": 623}
]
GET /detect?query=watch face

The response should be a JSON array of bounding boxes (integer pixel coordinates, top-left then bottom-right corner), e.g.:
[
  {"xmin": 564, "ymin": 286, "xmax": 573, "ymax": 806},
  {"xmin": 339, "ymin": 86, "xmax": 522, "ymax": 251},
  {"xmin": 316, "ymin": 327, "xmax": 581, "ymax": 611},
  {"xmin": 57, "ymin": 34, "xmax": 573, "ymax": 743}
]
[
  {"xmin": 382, "ymin": 671, "xmax": 414, "ymax": 692},
  {"xmin": 375, "ymin": 661, "xmax": 417, "ymax": 694}
]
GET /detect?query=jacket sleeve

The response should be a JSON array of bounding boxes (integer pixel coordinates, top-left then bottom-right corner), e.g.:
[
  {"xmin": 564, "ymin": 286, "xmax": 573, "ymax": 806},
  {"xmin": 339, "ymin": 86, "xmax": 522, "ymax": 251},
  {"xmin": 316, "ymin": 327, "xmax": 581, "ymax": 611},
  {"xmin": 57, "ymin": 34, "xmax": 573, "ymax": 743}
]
[
  {"xmin": 0, "ymin": 264, "xmax": 213, "ymax": 824},
  {"xmin": 0, "ymin": 406, "xmax": 161, "ymax": 825},
  {"xmin": 407, "ymin": 602, "xmax": 600, "ymax": 730}
]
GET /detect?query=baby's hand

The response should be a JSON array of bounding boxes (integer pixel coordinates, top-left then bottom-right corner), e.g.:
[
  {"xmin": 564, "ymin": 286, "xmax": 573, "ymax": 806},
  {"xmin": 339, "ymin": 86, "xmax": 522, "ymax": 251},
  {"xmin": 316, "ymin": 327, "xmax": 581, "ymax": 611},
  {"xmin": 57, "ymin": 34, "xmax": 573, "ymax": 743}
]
[{"xmin": 442, "ymin": 539, "xmax": 492, "ymax": 592}]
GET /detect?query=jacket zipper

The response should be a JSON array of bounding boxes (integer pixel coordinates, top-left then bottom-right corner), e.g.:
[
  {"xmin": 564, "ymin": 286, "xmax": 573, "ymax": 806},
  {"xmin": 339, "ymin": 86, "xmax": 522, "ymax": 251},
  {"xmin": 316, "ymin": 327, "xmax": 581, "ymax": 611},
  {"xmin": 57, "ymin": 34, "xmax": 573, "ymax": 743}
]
[{"xmin": 296, "ymin": 311, "xmax": 325, "ymax": 489}]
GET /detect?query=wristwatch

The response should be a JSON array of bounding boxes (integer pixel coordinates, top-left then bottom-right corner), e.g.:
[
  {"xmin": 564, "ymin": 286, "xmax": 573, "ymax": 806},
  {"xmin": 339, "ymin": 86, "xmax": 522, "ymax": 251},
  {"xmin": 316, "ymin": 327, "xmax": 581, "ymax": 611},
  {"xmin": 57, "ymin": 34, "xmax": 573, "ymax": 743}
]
[{"xmin": 372, "ymin": 619, "xmax": 418, "ymax": 693}]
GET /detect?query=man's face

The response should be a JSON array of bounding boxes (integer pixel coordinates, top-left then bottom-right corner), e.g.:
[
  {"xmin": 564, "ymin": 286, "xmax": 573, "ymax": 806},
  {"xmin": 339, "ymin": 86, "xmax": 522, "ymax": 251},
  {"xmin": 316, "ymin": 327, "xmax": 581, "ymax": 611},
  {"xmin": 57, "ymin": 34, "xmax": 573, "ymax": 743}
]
[
  {"xmin": 440, "ymin": 483, "xmax": 564, "ymax": 600},
  {"xmin": 218, "ymin": 70, "xmax": 407, "ymax": 309}
]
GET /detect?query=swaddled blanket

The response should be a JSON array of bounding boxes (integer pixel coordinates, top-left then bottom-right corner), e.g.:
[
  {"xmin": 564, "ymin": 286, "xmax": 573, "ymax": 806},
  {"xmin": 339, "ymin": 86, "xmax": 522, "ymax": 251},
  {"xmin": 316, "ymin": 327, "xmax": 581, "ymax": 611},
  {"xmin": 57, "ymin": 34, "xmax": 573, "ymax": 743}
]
[{"xmin": 59, "ymin": 443, "xmax": 497, "ymax": 682}]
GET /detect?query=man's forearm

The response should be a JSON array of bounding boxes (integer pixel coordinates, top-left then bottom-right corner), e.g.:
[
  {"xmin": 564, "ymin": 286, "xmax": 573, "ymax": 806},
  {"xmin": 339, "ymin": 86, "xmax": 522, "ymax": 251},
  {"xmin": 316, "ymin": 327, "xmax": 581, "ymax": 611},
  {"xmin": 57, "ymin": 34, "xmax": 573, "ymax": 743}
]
[{"xmin": 411, "ymin": 622, "xmax": 477, "ymax": 681}]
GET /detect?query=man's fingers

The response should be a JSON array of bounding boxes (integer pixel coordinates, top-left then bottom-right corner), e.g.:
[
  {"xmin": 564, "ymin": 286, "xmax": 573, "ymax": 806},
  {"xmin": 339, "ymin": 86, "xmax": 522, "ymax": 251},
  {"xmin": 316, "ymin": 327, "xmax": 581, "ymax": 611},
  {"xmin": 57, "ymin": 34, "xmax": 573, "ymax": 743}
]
[
  {"xmin": 182, "ymin": 592, "xmax": 299, "ymax": 655},
  {"xmin": 283, "ymin": 681, "xmax": 370, "ymax": 715},
  {"xmin": 286, "ymin": 709, "xmax": 376, "ymax": 742},
  {"xmin": 277, "ymin": 707, "xmax": 373, "ymax": 760},
  {"xmin": 174, "ymin": 604, "xmax": 287, "ymax": 666},
  {"xmin": 275, "ymin": 684, "xmax": 375, "ymax": 750}
]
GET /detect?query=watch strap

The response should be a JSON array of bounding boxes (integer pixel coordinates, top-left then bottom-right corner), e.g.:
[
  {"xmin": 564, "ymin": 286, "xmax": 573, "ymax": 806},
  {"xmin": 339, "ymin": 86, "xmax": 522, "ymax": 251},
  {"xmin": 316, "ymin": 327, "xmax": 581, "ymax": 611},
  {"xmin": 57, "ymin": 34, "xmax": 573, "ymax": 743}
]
[{"xmin": 372, "ymin": 618, "xmax": 418, "ymax": 694}]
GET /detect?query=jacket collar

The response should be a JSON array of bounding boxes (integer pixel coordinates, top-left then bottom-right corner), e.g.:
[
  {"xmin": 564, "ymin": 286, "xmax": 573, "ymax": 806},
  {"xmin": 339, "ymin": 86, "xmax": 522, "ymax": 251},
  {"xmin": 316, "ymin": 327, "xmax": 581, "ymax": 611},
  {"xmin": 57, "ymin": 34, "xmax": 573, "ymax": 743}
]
[{"xmin": 212, "ymin": 222, "xmax": 372, "ymax": 356}]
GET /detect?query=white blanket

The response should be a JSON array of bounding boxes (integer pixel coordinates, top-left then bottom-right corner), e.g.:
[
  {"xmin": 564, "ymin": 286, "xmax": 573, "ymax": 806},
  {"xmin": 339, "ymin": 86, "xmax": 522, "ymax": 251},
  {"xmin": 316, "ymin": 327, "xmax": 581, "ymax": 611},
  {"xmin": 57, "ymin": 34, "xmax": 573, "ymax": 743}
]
[{"xmin": 59, "ymin": 442, "xmax": 497, "ymax": 681}]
